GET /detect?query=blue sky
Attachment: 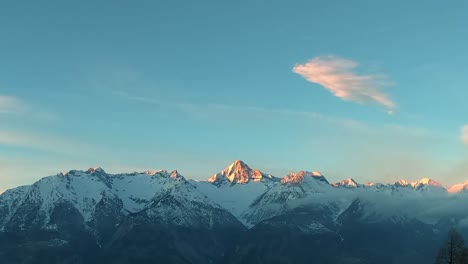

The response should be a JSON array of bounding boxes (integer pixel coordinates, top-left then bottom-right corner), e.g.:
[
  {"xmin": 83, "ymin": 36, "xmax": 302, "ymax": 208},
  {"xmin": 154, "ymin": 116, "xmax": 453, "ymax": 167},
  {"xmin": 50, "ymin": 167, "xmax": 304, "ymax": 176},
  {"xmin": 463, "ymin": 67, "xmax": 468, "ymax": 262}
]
[{"xmin": 1, "ymin": 0, "xmax": 468, "ymax": 190}]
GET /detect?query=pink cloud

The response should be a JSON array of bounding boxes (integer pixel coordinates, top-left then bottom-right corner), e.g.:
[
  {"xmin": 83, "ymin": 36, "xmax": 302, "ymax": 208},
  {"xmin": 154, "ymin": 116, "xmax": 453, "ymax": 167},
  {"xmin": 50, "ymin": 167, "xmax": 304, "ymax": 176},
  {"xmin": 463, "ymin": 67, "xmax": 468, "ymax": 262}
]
[{"xmin": 293, "ymin": 56, "xmax": 395, "ymax": 110}]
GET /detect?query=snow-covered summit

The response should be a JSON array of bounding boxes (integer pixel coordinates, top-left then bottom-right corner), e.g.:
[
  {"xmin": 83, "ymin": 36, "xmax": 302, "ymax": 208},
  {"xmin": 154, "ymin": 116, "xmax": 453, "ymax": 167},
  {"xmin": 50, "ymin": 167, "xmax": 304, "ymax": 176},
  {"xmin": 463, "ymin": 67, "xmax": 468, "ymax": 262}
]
[
  {"xmin": 207, "ymin": 160, "xmax": 277, "ymax": 186},
  {"xmin": 332, "ymin": 178, "xmax": 359, "ymax": 188},
  {"xmin": 410, "ymin": 178, "xmax": 446, "ymax": 194},
  {"xmin": 411, "ymin": 177, "xmax": 441, "ymax": 188},
  {"xmin": 281, "ymin": 171, "xmax": 328, "ymax": 184},
  {"xmin": 394, "ymin": 179, "xmax": 410, "ymax": 187},
  {"xmin": 0, "ymin": 167, "xmax": 222, "ymax": 231}
]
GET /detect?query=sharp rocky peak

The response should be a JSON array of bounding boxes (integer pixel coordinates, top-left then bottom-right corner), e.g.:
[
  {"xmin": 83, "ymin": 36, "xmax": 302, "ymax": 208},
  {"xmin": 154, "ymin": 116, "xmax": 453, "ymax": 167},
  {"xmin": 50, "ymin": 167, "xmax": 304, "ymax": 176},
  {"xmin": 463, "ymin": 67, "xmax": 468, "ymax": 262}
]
[
  {"xmin": 208, "ymin": 160, "xmax": 274, "ymax": 185},
  {"xmin": 170, "ymin": 170, "xmax": 185, "ymax": 180}
]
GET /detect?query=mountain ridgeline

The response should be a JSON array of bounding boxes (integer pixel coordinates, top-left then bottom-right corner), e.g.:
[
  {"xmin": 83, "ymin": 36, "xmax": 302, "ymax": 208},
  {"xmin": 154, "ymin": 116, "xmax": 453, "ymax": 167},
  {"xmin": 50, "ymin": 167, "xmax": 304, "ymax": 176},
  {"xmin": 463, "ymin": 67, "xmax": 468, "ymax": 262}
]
[{"xmin": 2, "ymin": 160, "xmax": 468, "ymax": 264}]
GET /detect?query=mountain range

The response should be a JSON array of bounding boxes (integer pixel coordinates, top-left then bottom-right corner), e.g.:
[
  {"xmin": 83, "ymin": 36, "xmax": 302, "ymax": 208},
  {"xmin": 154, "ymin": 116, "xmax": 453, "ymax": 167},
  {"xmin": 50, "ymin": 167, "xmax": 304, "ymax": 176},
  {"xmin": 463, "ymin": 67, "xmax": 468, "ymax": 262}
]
[{"xmin": 1, "ymin": 160, "xmax": 468, "ymax": 264}]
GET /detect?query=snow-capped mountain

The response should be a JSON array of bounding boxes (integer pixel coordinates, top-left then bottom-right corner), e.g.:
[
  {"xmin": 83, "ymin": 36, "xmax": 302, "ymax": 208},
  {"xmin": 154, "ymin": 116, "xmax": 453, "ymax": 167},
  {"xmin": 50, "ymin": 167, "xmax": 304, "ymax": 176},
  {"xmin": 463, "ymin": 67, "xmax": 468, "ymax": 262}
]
[
  {"xmin": 240, "ymin": 170, "xmax": 341, "ymax": 227},
  {"xmin": 2, "ymin": 160, "xmax": 468, "ymax": 264},
  {"xmin": 411, "ymin": 177, "xmax": 441, "ymax": 187},
  {"xmin": 332, "ymin": 178, "xmax": 359, "ymax": 188},
  {"xmin": 280, "ymin": 170, "xmax": 328, "ymax": 184},
  {"xmin": 0, "ymin": 167, "xmax": 245, "ymax": 264},
  {"xmin": 196, "ymin": 163, "xmax": 336, "ymax": 227},
  {"xmin": 194, "ymin": 160, "xmax": 279, "ymax": 222},
  {"xmin": 0, "ymin": 160, "xmax": 463, "ymax": 231},
  {"xmin": 0, "ymin": 167, "xmax": 242, "ymax": 232},
  {"xmin": 206, "ymin": 159, "xmax": 278, "ymax": 185},
  {"xmin": 411, "ymin": 177, "xmax": 447, "ymax": 194}
]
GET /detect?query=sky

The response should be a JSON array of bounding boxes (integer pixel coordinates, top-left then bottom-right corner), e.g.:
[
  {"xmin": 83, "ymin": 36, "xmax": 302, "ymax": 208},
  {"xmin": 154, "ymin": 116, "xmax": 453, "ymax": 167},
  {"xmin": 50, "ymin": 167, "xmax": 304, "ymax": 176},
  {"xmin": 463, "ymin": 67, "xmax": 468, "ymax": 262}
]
[{"xmin": 1, "ymin": 0, "xmax": 468, "ymax": 191}]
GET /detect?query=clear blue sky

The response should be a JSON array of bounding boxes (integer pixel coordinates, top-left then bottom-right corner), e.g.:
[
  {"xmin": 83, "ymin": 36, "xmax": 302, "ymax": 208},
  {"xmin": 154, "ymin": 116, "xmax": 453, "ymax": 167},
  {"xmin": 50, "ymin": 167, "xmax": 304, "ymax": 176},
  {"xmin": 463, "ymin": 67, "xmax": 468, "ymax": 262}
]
[{"xmin": 1, "ymin": 0, "xmax": 467, "ymax": 190}]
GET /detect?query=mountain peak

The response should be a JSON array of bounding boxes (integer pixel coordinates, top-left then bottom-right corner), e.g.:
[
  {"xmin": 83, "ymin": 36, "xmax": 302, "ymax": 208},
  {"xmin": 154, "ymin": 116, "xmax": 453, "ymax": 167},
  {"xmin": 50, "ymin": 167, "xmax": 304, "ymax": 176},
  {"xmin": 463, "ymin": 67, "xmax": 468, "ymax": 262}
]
[
  {"xmin": 332, "ymin": 178, "xmax": 359, "ymax": 188},
  {"xmin": 170, "ymin": 170, "xmax": 183, "ymax": 179},
  {"xmin": 86, "ymin": 167, "xmax": 106, "ymax": 174},
  {"xmin": 281, "ymin": 171, "xmax": 329, "ymax": 184},
  {"xmin": 233, "ymin": 159, "xmax": 246, "ymax": 166},
  {"xmin": 411, "ymin": 178, "xmax": 441, "ymax": 188},
  {"xmin": 228, "ymin": 160, "xmax": 250, "ymax": 173},
  {"xmin": 395, "ymin": 179, "xmax": 410, "ymax": 186},
  {"xmin": 207, "ymin": 160, "xmax": 274, "ymax": 185}
]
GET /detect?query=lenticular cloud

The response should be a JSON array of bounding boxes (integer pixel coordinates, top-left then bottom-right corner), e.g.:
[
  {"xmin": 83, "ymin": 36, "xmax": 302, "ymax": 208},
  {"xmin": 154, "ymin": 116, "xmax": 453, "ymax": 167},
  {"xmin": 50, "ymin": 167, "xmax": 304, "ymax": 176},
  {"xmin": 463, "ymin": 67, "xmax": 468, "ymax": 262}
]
[{"xmin": 293, "ymin": 56, "xmax": 395, "ymax": 111}]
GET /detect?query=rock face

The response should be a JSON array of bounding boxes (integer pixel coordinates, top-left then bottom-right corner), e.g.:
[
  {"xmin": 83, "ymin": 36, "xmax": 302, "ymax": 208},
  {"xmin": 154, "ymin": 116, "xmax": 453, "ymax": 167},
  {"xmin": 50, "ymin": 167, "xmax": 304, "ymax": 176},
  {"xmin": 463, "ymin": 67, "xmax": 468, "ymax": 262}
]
[
  {"xmin": 207, "ymin": 160, "xmax": 277, "ymax": 185},
  {"xmin": 1, "ymin": 160, "xmax": 468, "ymax": 264}
]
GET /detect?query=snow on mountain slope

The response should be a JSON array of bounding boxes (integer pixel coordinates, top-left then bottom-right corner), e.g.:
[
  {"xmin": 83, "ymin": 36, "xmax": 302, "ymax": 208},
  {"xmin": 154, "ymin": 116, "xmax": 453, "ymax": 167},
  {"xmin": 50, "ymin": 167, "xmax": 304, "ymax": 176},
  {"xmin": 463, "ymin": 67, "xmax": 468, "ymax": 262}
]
[
  {"xmin": 199, "ymin": 162, "xmax": 341, "ymax": 227},
  {"xmin": 0, "ymin": 185, "xmax": 30, "ymax": 229},
  {"xmin": 395, "ymin": 179, "xmax": 410, "ymax": 186},
  {"xmin": 195, "ymin": 160, "xmax": 279, "ymax": 220},
  {"xmin": 274, "ymin": 171, "xmax": 333, "ymax": 198},
  {"xmin": 110, "ymin": 169, "xmax": 203, "ymax": 213},
  {"xmin": 0, "ymin": 168, "xmax": 226, "ymax": 231},
  {"xmin": 27, "ymin": 168, "xmax": 111, "ymax": 224},
  {"xmin": 196, "ymin": 180, "xmax": 271, "ymax": 220},
  {"xmin": 134, "ymin": 170, "xmax": 234, "ymax": 228},
  {"xmin": 411, "ymin": 178, "xmax": 447, "ymax": 194},
  {"xmin": 280, "ymin": 170, "xmax": 328, "ymax": 184},
  {"xmin": 239, "ymin": 171, "xmax": 338, "ymax": 227},
  {"xmin": 195, "ymin": 162, "xmax": 335, "ymax": 227},
  {"xmin": 361, "ymin": 181, "xmax": 413, "ymax": 196},
  {"xmin": 3, "ymin": 161, "xmax": 468, "ymax": 232}
]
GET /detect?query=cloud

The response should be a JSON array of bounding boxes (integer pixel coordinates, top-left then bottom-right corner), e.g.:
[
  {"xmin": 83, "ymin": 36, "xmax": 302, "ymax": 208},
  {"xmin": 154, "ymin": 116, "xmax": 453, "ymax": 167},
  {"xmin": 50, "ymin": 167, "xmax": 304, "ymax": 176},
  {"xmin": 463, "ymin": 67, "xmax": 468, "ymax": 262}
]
[
  {"xmin": 0, "ymin": 95, "xmax": 60, "ymax": 123},
  {"xmin": 293, "ymin": 56, "xmax": 395, "ymax": 111},
  {"xmin": 461, "ymin": 125, "xmax": 468, "ymax": 145},
  {"xmin": 0, "ymin": 95, "xmax": 25, "ymax": 113},
  {"xmin": 0, "ymin": 129, "xmax": 102, "ymax": 156},
  {"xmin": 113, "ymin": 90, "xmax": 431, "ymax": 142}
]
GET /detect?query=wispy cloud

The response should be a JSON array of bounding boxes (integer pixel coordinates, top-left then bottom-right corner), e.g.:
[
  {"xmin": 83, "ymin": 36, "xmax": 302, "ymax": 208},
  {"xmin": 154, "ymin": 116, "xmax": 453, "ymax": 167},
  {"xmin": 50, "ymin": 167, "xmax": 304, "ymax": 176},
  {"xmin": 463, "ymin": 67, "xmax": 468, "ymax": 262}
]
[
  {"xmin": 0, "ymin": 129, "xmax": 101, "ymax": 156},
  {"xmin": 112, "ymin": 91, "xmax": 163, "ymax": 106},
  {"xmin": 0, "ymin": 95, "xmax": 25, "ymax": 113},
  {"xmin": 113, "ymin": 90, "xmax": 434, "ymax": 147},
  {"xmin": 112, "ymin": 90, "xmax": 431, "ymax": 138},
  {"xmin": 113, "ymin": 90, "xmax": 333, "ymax": 121},
  {"xmin": 293, "ymin": 56, "xmax": 395, "ymax": 111},
  {"xmin": 461, "ymin": 125, "xmax": 468, "ymax": 145}
]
